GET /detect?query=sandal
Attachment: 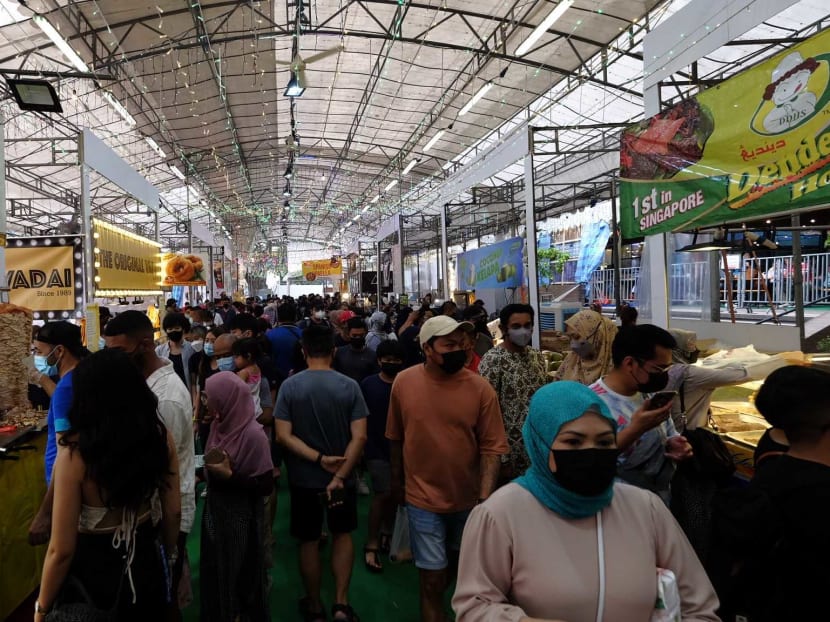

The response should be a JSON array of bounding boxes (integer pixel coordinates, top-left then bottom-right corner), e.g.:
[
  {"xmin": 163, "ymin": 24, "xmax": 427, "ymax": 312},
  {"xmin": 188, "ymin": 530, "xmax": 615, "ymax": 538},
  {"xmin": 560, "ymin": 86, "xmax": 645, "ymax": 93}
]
[
  {"xmin": 332, "ymin": 603, "xmax": 360, "ymax": 622},
  {"xmin": 363, "ymin": 546, "xmax": 383, "ymax": 574},
  {"xmin": 299, "ymin": 596, "xmax": 327, "ymax": 622}
]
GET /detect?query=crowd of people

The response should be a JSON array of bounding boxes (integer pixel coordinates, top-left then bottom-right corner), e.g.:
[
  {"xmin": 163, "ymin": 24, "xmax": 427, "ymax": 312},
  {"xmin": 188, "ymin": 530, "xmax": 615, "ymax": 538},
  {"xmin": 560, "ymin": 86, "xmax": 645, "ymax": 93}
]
[{"xmin": 24, "ymin": 292, "xmax": 830, "ymax": 622}]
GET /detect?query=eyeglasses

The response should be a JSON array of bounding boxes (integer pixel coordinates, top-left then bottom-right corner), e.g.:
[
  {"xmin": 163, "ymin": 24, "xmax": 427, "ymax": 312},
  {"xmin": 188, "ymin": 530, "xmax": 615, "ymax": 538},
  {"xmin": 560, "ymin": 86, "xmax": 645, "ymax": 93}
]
[{"xmin": 633, "ymin": 357, "xmax": 672, "ymax": 374}]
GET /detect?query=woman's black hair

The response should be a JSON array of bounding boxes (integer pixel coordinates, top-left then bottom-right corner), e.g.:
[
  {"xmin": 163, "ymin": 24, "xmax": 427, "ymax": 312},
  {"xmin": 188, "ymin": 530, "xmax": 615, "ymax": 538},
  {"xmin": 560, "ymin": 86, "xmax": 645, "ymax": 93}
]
[
  {"xmin": 162, "ymin": 312, "xmax": 190, "ymax": 331},
  {"xmin": 232, "ymin": 336, "xmax": 262, "ymax": 360},
  {"xmin": 60, "ymin": 349, "xmax": 169, "ymax": 510}
]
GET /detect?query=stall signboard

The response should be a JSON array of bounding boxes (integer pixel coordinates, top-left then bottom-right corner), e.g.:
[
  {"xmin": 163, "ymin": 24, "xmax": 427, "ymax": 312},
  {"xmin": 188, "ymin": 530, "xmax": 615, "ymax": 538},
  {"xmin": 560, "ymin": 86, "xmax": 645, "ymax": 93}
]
[
  {"xmin": 620, "ymin": 28, "xmax": 830, "ymax": 239},
  {"xmin": 456, "ymin": 237, "xmax": 524, "ymax": 290},
  {"xmin": 161, "ymin": 252, "xmax": 209, "ymax": 286},
  {"xmin": 302, "ymin": 257, "xmax": 342, "ymax": 281},
  {"xmin": 93, "ymin": 219, "xmax": 161, "ymax": 294},
  {"xmin": 5, "ymin": 236, "xmax": 82, "ymax": 317}
]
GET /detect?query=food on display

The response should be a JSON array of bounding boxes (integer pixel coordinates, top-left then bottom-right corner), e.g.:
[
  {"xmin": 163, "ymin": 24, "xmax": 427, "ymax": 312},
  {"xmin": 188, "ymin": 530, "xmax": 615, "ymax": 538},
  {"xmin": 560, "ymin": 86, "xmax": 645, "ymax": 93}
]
[
  {"xmin": 621, "ymin": 98, "xmax": 715, "ymax": 180},
  {"xmin": 0, "ymin": 303, "xmax": 33, "ymax": 413}
]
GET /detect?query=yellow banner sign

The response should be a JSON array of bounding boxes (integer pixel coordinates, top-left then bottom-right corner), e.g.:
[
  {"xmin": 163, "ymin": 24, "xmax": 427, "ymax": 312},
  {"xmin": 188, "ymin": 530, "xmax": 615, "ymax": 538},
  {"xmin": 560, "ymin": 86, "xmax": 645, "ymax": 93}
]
[
  {"xmin": 6, "ymin": 239, "xmax": 77, "ymax": 312},
  {"xmin": 302, "ymin": 257, "xmax": 342, "ymax": 281},
  {"xmin": 94, "ymin": 219, "xmax": 161, "ymax": 293}
]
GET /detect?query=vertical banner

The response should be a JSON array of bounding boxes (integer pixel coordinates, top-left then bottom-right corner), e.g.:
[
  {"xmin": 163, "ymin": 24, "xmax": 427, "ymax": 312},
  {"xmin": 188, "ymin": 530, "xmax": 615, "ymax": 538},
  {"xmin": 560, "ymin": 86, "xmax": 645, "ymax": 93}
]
[
  {"xmin": 391, "ymin": 244, "xmax": 403, "ymax": 294},
  {"xmin": 212, "ymin": 247, "xmax": 225, "ymax": 291},
  {"xmin": 5, "ymin": 236, "xmax": 83, "ymax": 319}
]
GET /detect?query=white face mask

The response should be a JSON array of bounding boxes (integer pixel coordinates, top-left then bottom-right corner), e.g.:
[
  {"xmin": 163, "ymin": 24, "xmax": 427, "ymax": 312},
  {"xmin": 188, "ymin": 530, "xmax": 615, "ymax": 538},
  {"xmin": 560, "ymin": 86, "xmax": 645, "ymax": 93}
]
[
  {"xmin": 314, "ymin": 311, "xmax": 327, "ymax": 320},
  {"xmin": 190, "ymin": 339, "xmax": 204, "ymax": 353},
  {"xmin": 507, "ymin": 327, "xmax": 532, "ymax": 347}
]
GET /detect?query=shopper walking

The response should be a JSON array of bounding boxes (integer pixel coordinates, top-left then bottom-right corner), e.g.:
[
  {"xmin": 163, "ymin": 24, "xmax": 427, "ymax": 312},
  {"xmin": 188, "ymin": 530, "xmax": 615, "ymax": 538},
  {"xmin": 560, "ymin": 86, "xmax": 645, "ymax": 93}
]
[
  {"xmin": 366, "ymin": 310, "xmax": 393, "ymax": 352},
  {"xmin": 387, "ymin": 315, "xmax": 508, "ymax": 622},
  {"xmin": 104, "ymin": 310, "xmax": 195, "ymax": 612},
  {"xmin": 333, "ymin": 316, "xmax": 379, "ymax": 383},
  {"xmin": 556, "ymin": 308, "xmax": 617, "ymax": 385},
  {"xmin": 200, "ymin": 371, "xmax": 273, "ymax": 622},
  {"xmin": 360, "ymin": 339, "xmax": 406, "ymax": 573},
  {"xmin": 35, "ymin": 349, "xmax": 181, "ymax": 621},
  {"xmin": 156, "ymin": 312, "xmax": 195, "ymax": 390},
  {"xmin": 276, "ymin": 324, "xmax": 368, "ymax": 622},
  {"xmin": 452, "ymin": 381, "xmax": 720, "ymax": 622},
  {"xmin": 589, "ymin": 325, "xmax": 692, "ymax": 503},
  {"xmin": 28, "ymin": 321, "xmax": 88, "ymax": 545},
  {"xmin": 266, "ymin": 302, "xmax": 304, "ymax": 378},
  {"xmin": 478, "ymin": 304, "xmax": 549, "ymax": 484}
]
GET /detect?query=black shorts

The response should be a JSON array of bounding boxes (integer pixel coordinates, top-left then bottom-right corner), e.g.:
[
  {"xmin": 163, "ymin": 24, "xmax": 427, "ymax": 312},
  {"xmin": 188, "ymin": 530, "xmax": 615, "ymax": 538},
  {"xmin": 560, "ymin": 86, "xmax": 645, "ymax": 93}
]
[{"xmin": 289, "ymin": 486, "xmax": 358, "ymax": 542}]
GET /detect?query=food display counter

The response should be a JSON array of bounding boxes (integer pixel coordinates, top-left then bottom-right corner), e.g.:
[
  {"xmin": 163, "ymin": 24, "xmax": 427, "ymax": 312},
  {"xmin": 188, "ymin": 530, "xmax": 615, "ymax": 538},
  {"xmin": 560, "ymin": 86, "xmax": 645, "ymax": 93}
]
[{"xmin": 708, "ymin": 399, "xmax": 769, "ymax": 481}]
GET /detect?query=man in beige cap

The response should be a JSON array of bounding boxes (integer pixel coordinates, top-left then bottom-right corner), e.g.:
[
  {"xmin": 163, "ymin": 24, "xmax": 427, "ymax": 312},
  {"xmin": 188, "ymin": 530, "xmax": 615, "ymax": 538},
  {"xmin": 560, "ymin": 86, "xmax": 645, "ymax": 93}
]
[{"xmin": 386, "ymin": 315, "xmax": 508, "ymax": 622}]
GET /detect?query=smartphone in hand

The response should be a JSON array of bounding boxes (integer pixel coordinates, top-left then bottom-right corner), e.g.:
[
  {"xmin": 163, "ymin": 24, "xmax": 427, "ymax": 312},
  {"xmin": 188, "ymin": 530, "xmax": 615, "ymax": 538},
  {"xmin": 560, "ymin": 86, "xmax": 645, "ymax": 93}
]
[{"xmin": 648, "ymin": 390, "xmax": 677, "ymax": 409}]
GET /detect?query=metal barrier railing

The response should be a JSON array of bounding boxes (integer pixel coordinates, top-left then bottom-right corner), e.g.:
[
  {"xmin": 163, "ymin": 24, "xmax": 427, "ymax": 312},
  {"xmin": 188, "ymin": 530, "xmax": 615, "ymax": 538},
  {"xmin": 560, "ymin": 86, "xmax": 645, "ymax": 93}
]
[{"xmin": 582, "ymin": 252, "xmax": 830, "ymax": 310}]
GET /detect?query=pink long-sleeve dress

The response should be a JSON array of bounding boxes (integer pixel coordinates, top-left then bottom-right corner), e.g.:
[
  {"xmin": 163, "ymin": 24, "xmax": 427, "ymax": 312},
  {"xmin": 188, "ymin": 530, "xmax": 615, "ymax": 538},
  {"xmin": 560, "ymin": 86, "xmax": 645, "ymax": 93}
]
[{"xmin": 452, "ymin": 482, "xmax": 720, "ymax": 622}]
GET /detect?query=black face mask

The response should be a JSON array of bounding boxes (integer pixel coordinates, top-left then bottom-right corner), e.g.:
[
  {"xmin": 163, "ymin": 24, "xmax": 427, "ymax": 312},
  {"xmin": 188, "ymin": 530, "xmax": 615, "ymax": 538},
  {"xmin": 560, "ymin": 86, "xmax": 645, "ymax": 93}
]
[
  {"xmin": 350, "ymin": 336, "xmax": 366, "ymax": 350},
  {"xmin": 636, "ymin": 369, "xmax": 669, "ymax": 393},
  {"xmin": 552, "ymin": 448, "xmax": 620, "ymax": 496},
  {"xmin": 438, "ymin": 349, "xmax": 466, "ymax": 374},
  {"xmin": 380, "ymin": 362, "xmax": 403, "ymax": 377},
  {"xmin": 166, "ymin": 330, "xmax": 184, "ymax": 343}
]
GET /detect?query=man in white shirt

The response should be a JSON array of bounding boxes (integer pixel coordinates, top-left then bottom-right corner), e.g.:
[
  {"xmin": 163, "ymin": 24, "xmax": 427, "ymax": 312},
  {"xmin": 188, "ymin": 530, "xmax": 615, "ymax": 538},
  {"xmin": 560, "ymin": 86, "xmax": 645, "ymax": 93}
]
[{"xmin": 104, "ymin": 310, "xmax": 195, "ymax": 618}]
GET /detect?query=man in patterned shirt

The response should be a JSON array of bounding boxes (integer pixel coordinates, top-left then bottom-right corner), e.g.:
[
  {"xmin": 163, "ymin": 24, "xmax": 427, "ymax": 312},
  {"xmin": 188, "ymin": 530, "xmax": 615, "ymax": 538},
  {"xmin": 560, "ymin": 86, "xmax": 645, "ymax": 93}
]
[{"xmin": 479, "ymin": 304, "xmax": 549, "ymax": 485}]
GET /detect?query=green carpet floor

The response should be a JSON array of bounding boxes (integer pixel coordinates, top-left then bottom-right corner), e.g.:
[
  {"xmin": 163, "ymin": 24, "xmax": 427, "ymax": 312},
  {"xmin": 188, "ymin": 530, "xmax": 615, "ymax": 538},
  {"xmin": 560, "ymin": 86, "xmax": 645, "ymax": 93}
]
[{"xmin": 183, "ymin": 482, "xmax": 442, "ymax": 621}]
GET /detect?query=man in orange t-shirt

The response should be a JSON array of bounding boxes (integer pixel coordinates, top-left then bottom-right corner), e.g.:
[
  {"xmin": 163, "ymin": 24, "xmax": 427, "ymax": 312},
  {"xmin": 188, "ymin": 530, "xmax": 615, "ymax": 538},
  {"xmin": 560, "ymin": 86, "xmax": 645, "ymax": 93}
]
[{"xmin": 386, "ymin": 315, "xmax": 508, "ymax": 622}]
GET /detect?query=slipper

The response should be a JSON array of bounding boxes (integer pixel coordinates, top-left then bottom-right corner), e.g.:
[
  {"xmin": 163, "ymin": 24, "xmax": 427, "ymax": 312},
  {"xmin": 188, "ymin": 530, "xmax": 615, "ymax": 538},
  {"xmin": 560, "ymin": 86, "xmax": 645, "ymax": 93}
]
[
  {"xmin": 363, "ymin": 546, "xmax": 383, "ymax": 574},
  {"xmin": 299, "ymin": 596, "xmax": 327, "ymax": 622},
  {"xmin": 332, "ymin": 603, "xmax": 360, "ymax": 622}
]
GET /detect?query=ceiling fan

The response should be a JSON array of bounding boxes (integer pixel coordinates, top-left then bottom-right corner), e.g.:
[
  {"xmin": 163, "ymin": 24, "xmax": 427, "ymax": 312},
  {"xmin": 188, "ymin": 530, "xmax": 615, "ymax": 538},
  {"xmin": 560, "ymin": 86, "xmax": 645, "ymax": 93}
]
[{"xmin": 276, "ymin": 41, "xmax": 344, "ymax": 90}]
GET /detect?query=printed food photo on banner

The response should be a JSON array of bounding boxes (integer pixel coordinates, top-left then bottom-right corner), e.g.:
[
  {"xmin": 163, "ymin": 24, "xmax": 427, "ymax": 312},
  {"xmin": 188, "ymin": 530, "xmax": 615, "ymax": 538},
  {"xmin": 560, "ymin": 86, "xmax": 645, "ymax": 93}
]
[
  {"xmin": 302, "ymin": 256, "xmax": 342, "ymax": 281},
  {"xmin": 619, "ymin": 28, "xmax": 830, "ymax": 239},
  {"xmin": 162, "ymin": 252, "xmax": 208, "ymax": 286}
]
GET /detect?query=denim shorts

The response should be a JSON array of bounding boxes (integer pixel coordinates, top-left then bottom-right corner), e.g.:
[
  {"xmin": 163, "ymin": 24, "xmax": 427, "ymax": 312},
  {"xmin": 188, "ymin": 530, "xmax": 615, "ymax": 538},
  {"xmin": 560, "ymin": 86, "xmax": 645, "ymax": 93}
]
[{"xmin": 406, "ymin": 504, "xmax": 471, "ymax": 571}]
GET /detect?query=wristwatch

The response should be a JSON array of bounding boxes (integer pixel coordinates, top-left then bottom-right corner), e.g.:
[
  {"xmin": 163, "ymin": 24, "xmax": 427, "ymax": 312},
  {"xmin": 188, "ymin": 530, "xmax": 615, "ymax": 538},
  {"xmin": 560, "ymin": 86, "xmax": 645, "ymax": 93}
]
[{"xmin": 35, "ymin": 600, "xmax": 49, "ymax": 615}]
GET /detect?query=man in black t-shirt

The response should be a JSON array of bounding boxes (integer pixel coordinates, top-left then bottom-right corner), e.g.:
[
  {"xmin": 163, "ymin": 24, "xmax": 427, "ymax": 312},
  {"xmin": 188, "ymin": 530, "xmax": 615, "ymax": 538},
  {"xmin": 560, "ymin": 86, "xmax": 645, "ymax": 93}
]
[
  {"xmin": 333, "ymin": 317, "xmax": 379, "ymax": 383},
  {"xmin": 360, "ymin": 340, "xmax": 405, "ymax": 572}
]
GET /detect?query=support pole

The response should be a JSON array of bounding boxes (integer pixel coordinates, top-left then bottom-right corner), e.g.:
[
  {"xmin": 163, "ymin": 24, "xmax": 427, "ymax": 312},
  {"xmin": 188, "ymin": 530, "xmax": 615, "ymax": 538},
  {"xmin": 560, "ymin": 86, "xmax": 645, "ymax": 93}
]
[
  {"xmin": 721, "ymin": 250, "xmax": 736, "ymax": 324},
  {"xmin": 440, "ymin": 204, "xmax": 450, "ymax": 301},
  {"xmin": 81, "ymin": 164, "xmax": 94, "ymax": 304},
  {"xmin": 0, "ymin": 113, "xmax": 7, "ymax": 304},
  {"xmin": 792, "ymin": 214, "xmax": 805, "ymax": 349},
  {"xmin": 610, "ymin": 179, "xmax": 622, "ymax": 313},
  {"xmin": 524, "ymin": 135, "xmax": 541, "ymax": 349},
  {"xmin": 376, "ymin": 242, "xmax": 383, "ymax": 308}
]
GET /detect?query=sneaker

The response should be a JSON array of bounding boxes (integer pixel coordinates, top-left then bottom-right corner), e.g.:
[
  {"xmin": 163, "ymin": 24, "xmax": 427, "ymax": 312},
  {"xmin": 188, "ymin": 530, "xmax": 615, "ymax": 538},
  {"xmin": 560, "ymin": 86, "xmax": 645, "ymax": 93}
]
[{"xmin": 357, "ymin": 478, "xmax": 370, "ymax": 496}]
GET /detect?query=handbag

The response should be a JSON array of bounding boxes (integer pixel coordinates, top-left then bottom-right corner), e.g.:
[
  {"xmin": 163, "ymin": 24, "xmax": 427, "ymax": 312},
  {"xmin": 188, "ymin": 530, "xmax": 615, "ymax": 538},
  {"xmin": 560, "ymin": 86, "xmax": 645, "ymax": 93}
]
[
  {"xmin": 678, "ymin": 384, "xmax": 736, "ymax": 482},
  {"xmin": 45, "ymin": 574, "xmax": 122, "ymax": 622},
  {"xmin": 388, "ymin": 505, "xmax": 412, "ymax": 563},
  {"xmin": 650, "ymin": 568, "xmax": 681, "ymax": 622}
]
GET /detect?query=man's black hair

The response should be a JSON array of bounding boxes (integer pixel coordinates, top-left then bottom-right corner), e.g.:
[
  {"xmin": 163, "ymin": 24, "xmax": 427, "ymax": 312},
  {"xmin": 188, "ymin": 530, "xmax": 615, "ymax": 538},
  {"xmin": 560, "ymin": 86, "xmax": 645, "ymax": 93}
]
[
  {"xmin": 755, "ymin": 365, "xmax": 830, "ymax": 444},
  {"xmin": 162, "ymin": 312, "xmax": 190, "ymax": 331},
  {"xmin": 346, "ymin": 316, "xmax": 366, "ymax": 332},
  {"xmin": 302, "ymin": 324, "xmax": 335, "ymax": 358},
  {"xmin": 104, "ymin": 310, "xmax": 153, "ymax": 339},
  {"xmin": 277, "ymin": 302, "xmax": 296, "ymax": 323},
  {"xmin": 499, "ymin": 303, "xmax": 535, "ymax": 327},
  {"xmin": 611, "ymin": 324, "xmax": 676, "ymax": 367},
  {"xmin": 228, "ymin": 313, "xmax": 260, "ymax": 336},
  {"xmin": 376, "ymin": 339, "xmax": 405, "ymax": 361},
  {"xmin": 231, "ymin": 336, "xmax": 262, "ymax": 360}
]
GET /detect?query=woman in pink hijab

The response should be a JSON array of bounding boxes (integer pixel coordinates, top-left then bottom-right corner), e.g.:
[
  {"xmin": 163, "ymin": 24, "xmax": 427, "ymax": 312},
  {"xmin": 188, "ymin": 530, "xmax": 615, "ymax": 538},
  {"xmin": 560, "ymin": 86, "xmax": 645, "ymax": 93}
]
[{"xmin": 200, "ymin": 371, "xmax": 273, "ymax": 622}]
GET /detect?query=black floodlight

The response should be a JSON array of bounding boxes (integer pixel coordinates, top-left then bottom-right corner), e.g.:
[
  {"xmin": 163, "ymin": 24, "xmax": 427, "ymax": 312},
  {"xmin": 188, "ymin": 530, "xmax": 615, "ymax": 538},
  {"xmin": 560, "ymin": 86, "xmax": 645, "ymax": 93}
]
[{"xmin": 7, "ymin": 78, "xmax": 62, "ymax": 113}]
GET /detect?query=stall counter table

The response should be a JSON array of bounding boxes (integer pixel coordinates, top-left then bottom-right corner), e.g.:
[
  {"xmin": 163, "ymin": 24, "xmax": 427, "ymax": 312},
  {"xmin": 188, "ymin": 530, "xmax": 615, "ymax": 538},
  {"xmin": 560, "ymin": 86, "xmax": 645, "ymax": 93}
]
[{"xmin": 0, "ymin": 429, "xmax": 47, "ymax": 619}]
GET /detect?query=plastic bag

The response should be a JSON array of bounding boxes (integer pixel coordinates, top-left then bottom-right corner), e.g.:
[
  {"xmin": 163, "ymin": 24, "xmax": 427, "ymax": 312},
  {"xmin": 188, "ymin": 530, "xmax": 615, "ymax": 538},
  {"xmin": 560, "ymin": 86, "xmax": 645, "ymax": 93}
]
[
  {"xmin": 389, "ymin": 506, "xmax": 412, "ymax": 563},
  {"xmin": 651, "ymin": 568, "xmax": 681, "ymax": 622}
]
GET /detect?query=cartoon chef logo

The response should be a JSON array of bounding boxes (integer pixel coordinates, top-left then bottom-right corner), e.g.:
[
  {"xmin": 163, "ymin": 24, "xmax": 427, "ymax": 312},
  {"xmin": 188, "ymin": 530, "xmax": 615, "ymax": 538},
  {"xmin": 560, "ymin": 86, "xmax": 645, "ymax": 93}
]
[{"xmin": 751, "ymin": 51, "xmax": 829, "ymax": 136}]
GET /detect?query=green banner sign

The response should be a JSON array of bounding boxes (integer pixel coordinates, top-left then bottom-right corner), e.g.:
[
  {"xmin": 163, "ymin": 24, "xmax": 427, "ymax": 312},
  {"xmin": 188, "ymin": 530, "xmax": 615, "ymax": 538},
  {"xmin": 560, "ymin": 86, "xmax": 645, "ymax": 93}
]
[{"xmin": 620, "ymin": 28, "xmax": 830, "ymax": 238}]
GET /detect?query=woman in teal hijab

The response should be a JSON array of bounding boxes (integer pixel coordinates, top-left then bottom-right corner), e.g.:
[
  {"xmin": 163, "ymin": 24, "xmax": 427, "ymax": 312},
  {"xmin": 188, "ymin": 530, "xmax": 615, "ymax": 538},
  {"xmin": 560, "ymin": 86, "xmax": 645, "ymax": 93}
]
[
  {"xmin": 515, "ymin": 381, "xmax": 620, "ymax": 518},
  {"xmin": 453, "ymin": 381, "xmax": 720, "ymax": 622}
]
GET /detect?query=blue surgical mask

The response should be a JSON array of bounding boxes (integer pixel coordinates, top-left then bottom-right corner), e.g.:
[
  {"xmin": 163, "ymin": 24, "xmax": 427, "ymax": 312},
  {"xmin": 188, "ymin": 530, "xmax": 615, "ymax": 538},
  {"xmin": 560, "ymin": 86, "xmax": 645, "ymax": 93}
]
[
  {"xmin": 203, "ymin": 342, "xmax": 215, "ymax": 357},
  {"xmin": 35, "ymin": 346, "xmax": 59, "ymax": 377},
  {"xmin": 217, "ymin": 356, "xmax": 234, "ymax": 372}
]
